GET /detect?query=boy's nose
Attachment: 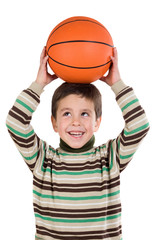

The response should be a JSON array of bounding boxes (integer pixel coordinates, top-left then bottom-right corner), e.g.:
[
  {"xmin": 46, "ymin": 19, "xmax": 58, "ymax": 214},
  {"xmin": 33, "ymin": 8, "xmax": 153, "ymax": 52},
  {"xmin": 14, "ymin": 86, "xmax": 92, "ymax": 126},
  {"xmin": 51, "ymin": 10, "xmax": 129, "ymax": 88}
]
[{"xmin": 72, "ymin": 117, "xmax": 81, "ymax": 126}]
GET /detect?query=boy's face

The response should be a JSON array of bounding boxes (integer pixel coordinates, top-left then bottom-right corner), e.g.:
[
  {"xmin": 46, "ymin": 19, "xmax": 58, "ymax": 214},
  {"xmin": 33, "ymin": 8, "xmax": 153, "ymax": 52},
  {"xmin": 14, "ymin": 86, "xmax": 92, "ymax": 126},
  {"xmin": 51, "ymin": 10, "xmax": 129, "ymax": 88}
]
[{"xmin": 51, "ymin": 94, "xmax": 101, "ymax": 149}]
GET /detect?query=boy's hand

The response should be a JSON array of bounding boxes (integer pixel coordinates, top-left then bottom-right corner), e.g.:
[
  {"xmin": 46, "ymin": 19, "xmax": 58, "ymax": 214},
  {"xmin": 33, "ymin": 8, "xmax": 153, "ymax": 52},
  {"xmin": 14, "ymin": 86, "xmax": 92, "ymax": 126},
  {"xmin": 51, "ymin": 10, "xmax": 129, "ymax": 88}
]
[
  {"xmin": 35, "ymin": 47, "xmax": 58, "ymax": 88},
  {"xmin": 100, "ymin": 47, "xmax": 121, "ymax": 86}
]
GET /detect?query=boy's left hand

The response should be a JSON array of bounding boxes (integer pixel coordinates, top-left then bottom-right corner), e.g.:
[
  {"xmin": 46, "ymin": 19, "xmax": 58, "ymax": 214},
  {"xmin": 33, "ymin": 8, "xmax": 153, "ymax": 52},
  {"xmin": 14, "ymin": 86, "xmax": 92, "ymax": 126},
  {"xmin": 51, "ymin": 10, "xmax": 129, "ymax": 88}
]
[{"xmin": 100, "ymin": 47, "xmax": 121, "ymax": 86}]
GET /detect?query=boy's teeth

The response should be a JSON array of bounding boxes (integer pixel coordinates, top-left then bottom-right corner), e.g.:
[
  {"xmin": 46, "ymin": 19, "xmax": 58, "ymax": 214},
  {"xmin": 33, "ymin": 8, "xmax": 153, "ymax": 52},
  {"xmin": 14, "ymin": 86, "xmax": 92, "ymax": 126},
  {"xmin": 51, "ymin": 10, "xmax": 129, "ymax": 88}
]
[{"xmin": 69, "ymin": 132, "xmax": 83, "ymax": 136}]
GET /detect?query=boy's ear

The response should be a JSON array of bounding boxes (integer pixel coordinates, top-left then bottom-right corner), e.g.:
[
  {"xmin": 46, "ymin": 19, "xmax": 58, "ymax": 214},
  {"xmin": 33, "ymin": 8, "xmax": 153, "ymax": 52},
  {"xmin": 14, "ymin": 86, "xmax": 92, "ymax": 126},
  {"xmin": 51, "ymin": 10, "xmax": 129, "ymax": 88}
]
[
  {"xmin": 94, "ymin": 116, "xmax": 102, "ymax": 132},
  {"xmin": 51, "ymin": 116, "xmax": 58, "ymax": 132}
]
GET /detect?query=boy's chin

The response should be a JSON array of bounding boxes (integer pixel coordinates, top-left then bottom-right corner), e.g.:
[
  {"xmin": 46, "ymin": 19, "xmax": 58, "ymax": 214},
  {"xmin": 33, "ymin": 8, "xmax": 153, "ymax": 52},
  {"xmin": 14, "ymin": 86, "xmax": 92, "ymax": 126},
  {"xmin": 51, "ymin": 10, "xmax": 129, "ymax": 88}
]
[{"xmin": 63, "ymin": 133, "xmax": 89, "ymax": 149}]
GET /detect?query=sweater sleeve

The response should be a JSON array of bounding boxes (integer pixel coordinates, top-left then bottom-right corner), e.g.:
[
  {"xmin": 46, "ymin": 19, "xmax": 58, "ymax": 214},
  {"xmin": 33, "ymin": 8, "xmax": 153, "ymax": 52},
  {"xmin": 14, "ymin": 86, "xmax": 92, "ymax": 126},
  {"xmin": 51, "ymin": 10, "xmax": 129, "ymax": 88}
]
[
  {"xmin": 111, "ymin": 80, "xmax": 150, "ymax": 172},
  {"xmin": 6, "ymin": 82, "xmax": 45, "ymax": 173}
]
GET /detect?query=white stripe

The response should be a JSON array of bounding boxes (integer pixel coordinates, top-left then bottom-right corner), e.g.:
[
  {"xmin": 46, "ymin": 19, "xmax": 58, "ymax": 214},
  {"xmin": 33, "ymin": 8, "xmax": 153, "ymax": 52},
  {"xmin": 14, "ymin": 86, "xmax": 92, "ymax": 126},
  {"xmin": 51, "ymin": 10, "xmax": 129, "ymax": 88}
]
[
  {"xmin": 6, "ymin": 118, "xmax": 31, "ymax": 131},
  {"xmin": 20, "ymin": 93, "xmax": 37, "ymax": 108},
  {"xmin": 21, "ymin": 142, "xmax": 37, "ymax": 154},
  {"xmin": 127, "ymin": 117, "xmax": 147, "ymax": 129},
  {"xmin": 119, "ymin": 93, "xmax": 135, "ymax": 106},
  {"xmin": 36, "ymin": 219, "xmax": 121, "ymax": 229},
  {"xmin": 48, "ymin": 152, "xmax": 108, "ymax": 161},
  {"xmin": 120, "ymin": 146, "xmax": 137, "ymax": 153},
  {"xmin": 33, "ymin": 196, "xmax": 120, "ymax": 207},
  {"xmin": 50, "ymin": 176, "xmax": 104, "ymax": 181}
]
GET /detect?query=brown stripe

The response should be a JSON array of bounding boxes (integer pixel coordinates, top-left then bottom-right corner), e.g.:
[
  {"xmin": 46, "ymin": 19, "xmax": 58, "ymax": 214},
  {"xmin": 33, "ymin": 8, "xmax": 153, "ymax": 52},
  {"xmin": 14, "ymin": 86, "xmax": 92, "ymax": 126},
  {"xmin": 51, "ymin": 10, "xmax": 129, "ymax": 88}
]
[
  {"xmin": 33, "ymin": 175, "xmax": 120, "ymax": 188},
  {"xmin": 33, "ymin": 179, "xmax": 120, "ymax": 193},
  {"xmin": 28, "ymin": 88, "xmax": 40, "ymax": 99},
  {"xmin": 8, "ymin": 129, "xmax": 35, "ymax": 144},
  {"xmin": 33, "ymin": 203, "xmax": 121, "ymax": 213},
  {"xmin": 123, "ymin": 105, "xmax": 142, "ymax": 120},
  {"xmin": 43, "ymin": 157, "xmax": 110, "ymax": 172},
  {"xmin": 34, "ymin": 206, "xmax": 121, "ymax": 219},
  {"xmin": 120, "ymin": 132, "xmax": 148, "ymax": 146},
  {"xmin": 36, "ymin": 224, "xmax": 122, "ymax": 236},
  {"xmin": 24, "ymin": 89, "xmax": 40, "ymax": 103},
  {"xmin": 10, "ymin": 138, "xmax": 34, "ymax": 148},
  {"xmin": 9, "ymin": 110, "xmax": 30, "ymax": 125},
  {"xmin": 12, "ymin": 106, "xmax": 31, "ymax": 120},
  {"xmin": 117, "ymin": 86, "xmax": 128, "ymax": 95},
  {"xmin": 116, "ymin": 87, "xmax": 133, "ymax": 101},
  {"xmin": 36, "ymin": 228, "xmax": 122, "ymax": 240},
  {"xmin": 44, "ymin": 156, "xmax": 108, "ymax": 167},
  {"xmin": 121, "ymin": 128, "xmax": 149, "ymax": 142},
  {"xmin": 25, "ymin": 161, "xmax": 36, "ymax": 172},
  {"xmin": 125, "ymin": 110, "xmax": 145, "ymax": 124},
  {"xmin": 120, "ymin": 162, "xmax": 131, "ymax": 172}
]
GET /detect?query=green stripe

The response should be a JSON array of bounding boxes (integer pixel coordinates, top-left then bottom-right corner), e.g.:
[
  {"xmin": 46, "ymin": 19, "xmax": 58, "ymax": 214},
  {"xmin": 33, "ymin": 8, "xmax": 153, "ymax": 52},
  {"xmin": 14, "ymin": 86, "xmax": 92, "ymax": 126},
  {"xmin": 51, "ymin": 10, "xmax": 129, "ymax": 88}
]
[
  {"xmin": 41, "ymin": 141, "xmax": 114, "ymax": 174},
  {"xmin": 110, "ymin": 141, "xmax": 114, "ymax": 170},
  {"xmin": 44, "ymin": 167, "xmax": 110, "ymax": 175},
  {"xmin": 16, "ymin": 99, "xmax": 34, "ymax": 113},
  {"xmin": 35, "ymin": 236, "xmax": 44, "ymax": 240},
  {"xmin": 6, "ymin": 124, "xmax": 34, "ymax": 138},
  {"xmin": 121, "ymin": 99, "xmax": 138, "ymax": 112},
  {"xmin": 120, "ymin": 152, "xmax": 134, "ymax": 159},
  {"xmin": 118, "ymin": 139, "xmax": 120, "ymax": 150},
  {"xmin": 20, "ymin": 151, "xmax": 38, "ymax": 160},
  {"xmin": 33, "ymin": 189, "xmax": 120, "ymax": 201},
  {"xmin": 124, "ymin": 122, "xmax": 149, "ymax": 135},
  {"xmin": 35, "ymin": 213, "xmax": 121, "ymax": 223}
]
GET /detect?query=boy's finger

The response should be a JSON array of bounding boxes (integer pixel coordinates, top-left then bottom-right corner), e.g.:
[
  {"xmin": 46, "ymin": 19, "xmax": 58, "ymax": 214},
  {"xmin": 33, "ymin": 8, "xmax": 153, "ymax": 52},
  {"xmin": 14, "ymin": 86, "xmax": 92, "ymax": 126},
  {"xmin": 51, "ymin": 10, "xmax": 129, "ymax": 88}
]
[
  {"xmin": 41, "ymin": 55, "xmax": 49, "ymax": 66},
  {"xmin": 113, "ymin": 47, "xmax": 118, "ymax": 60},
  {"xmin": 40, "ymin": 46, "xmax": 46, "ymax": 63}
]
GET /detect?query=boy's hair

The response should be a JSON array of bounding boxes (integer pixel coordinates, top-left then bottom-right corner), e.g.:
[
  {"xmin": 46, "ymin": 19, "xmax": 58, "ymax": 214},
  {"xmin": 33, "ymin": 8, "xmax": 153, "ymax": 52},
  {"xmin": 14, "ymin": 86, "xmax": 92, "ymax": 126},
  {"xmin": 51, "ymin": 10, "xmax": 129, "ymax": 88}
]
[{"xmin": 51, "ymin": 82, "xmax": 102, "ymax": 120}]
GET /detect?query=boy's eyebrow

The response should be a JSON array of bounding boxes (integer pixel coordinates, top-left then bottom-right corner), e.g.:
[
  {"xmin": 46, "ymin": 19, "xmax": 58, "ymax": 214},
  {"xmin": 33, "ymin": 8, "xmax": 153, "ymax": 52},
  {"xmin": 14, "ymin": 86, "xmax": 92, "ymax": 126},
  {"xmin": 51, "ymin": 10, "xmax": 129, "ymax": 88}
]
[
  {"xmin": 81, "ymin": 108, "xmax": 92, "ymax": 113},
  {"xmin": 60, "ymin": 108, "xmax": 72, "ymax": 112},
  {"xmin": 60, "ymin": 108, "xmax": 92, "ymax": 113}
]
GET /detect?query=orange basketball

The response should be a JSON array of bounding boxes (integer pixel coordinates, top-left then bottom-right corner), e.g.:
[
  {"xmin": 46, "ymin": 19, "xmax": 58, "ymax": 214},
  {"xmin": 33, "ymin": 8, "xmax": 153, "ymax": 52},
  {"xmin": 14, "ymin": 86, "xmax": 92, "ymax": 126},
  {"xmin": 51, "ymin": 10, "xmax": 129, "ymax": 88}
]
[{"xmin": 46, "ymin": 16, "xmax": 114, "ymax": 83}]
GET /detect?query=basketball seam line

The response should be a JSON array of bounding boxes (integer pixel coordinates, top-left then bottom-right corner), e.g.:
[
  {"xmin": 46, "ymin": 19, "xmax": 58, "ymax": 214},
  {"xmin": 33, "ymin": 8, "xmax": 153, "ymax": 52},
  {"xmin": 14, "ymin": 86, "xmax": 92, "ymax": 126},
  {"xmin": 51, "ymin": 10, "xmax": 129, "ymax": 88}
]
[
  {"xmin": 48, "ymin": 56, "xmax": 112, "ymax": 69},
  {"xmin": 47, "ymin": 19, "xmax": 108, "ymax": 42},
  {"xmin": 48, "ymin": 40, "xmax": 114, "ymax": 49}
]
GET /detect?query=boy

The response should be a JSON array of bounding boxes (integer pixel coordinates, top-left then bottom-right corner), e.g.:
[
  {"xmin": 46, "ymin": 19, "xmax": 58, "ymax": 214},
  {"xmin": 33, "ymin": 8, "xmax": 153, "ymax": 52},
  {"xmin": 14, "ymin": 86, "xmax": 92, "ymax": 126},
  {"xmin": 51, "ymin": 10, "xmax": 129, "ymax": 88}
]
[{"xmin": 6, "ymin": 47, "xmax": 149, "ymax": 240}]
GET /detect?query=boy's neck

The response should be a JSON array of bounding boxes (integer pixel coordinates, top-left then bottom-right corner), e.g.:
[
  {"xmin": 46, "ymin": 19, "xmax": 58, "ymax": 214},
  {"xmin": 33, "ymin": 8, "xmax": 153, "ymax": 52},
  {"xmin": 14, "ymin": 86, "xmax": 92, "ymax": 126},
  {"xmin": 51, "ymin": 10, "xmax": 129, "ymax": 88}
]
[{"xmin": 60, "ymin": 135, "xmax": 95, "ymax": 153}]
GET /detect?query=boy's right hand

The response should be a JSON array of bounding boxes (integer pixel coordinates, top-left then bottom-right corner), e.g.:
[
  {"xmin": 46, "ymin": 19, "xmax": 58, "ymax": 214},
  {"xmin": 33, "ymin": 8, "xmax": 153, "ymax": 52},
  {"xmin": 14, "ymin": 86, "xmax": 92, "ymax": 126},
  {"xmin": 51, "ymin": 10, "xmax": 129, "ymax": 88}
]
[{"xmin": 35, "ymin": 46, "xmax": 58, "ymax": 88}]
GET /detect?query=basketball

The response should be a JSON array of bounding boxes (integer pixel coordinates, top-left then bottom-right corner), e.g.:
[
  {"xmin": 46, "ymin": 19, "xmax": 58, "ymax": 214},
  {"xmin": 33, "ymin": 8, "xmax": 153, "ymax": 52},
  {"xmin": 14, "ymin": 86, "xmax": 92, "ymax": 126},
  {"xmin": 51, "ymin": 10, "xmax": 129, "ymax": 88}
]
[{"xmin": 46, "ymin": 16, "xmax": 114, "ymax": 83}]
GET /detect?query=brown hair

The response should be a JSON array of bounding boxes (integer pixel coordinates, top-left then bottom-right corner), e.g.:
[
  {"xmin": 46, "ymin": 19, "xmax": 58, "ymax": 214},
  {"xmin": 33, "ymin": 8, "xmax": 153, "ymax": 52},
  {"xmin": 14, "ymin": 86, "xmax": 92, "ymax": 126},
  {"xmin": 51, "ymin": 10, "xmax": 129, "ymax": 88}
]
[{"xmin": 51, "ymin": 82, "xmax": 102, "ymax": 120}]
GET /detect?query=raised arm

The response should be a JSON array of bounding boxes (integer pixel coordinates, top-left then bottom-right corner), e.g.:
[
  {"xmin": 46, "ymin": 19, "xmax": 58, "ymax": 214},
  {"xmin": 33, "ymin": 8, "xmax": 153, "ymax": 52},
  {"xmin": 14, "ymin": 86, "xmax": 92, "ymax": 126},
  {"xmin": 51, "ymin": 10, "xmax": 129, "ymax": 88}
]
[
  {"xmin": 111, "ymin": 80, "xmax": 149, "ymax": 172},
  {"xmin": 6, "ymin": 47, "xmax": 58, "ymax": 172},
  {"xmin": 100, "ymin": 48, "xmax": 150, "ymax": 172}
]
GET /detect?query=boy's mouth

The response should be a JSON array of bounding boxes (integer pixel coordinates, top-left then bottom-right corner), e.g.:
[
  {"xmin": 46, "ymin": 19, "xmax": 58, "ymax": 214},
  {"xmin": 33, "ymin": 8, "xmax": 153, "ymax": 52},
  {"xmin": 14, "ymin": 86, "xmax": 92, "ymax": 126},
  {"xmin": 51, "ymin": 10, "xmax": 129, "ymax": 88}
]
[{"xmin": 68, "ymin": 131, "xmax": 85, "ymax": 138}]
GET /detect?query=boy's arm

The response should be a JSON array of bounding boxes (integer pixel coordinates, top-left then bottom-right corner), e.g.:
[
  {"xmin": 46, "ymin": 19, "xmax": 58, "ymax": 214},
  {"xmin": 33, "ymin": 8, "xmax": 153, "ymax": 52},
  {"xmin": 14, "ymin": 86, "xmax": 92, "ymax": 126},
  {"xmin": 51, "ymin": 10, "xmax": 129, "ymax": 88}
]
[
  {"xmin": 100, "ymin": 48, "xmax": 150, "ymax": 172},
  {"xmin": 6, "ymin": 82, "xmax": 45, "ymax": 172},
  {"xmin": 6, "ymin": 47, "xmax": 58, "ymax": 173},
  {"xmin": 111, "ymin": 80, "xmax": 150, "ymax": 172}
]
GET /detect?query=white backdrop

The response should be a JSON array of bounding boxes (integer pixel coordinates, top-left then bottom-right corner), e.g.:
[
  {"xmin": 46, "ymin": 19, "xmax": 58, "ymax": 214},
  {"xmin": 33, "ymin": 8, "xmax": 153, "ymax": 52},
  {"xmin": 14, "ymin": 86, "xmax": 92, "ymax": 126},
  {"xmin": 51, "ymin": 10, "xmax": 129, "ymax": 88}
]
[{"xmin": 1, "ymin": 0, "xmax": 160, "ymax": 239}]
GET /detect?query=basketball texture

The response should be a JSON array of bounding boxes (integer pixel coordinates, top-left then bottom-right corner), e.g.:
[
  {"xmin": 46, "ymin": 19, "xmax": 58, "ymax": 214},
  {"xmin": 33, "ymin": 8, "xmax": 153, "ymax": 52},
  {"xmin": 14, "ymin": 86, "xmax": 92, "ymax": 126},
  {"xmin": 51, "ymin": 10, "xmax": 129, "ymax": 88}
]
[{"xmin": 46, "ymin": 16, "xmax": 114, "ymax": 83}]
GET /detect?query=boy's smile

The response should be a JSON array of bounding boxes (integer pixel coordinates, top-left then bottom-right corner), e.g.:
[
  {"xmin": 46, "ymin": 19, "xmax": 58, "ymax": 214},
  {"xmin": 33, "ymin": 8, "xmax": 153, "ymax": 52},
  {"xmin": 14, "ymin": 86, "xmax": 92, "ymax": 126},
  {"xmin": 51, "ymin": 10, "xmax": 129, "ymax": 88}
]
[{"xmin": 51, "ymin": 94, "xmax": 101, "ymax": 149}]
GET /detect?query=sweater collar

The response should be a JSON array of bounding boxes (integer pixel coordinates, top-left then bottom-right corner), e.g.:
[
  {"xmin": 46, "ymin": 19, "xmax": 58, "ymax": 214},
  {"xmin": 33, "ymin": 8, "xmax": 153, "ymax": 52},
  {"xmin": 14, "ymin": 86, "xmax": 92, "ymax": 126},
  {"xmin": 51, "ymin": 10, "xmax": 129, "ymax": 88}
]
[{"xmin": 59, "ymin": 135, "xmax": 95, "ymax": 153}]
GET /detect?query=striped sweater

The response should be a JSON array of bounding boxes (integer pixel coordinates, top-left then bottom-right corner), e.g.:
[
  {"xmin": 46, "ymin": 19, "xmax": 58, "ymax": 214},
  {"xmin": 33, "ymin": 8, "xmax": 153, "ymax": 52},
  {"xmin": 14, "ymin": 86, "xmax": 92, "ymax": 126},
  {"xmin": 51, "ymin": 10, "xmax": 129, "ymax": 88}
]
[{"xmin": 6, "ymin": 80, "xmax": 149, "ymax": 240}]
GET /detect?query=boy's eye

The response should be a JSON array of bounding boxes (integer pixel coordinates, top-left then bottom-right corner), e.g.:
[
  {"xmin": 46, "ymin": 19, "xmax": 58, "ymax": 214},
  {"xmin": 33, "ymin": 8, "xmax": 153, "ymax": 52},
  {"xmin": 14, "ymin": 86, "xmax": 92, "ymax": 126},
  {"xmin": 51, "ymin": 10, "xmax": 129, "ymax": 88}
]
[
  {"xmin": 81, "ymin": 112, "xmax": 89, "ymax": 117},
  {"xmin": 63, "ymin": 112, "xmax": 71, "ymax": 117}
]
